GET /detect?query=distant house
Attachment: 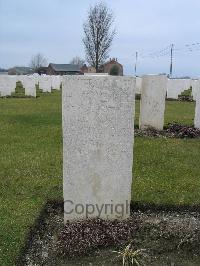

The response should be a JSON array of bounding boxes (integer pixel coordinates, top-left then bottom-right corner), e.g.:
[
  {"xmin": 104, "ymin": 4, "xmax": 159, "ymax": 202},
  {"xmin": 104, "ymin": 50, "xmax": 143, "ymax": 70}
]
[
  {"xmin": 81, "ymin": 58, "xmax": 123, "ymax": 76},
  {"xmin": 46, "ymin": 63, "xmax": 83, "ymax": 75},
  {"xmin": 8, "ymin": 67, "xmax": 34, "ymax": 75},
  {"xmin": 81, "ymin": 64, "xmax": 96, "ymax": 74},
  {"xmin": 99, "ymin": 58, "xmax": 123, "ymax": 76},
  {"xmin": 37, "ymin": 67, "xmax": 48, "ymax": 75}
]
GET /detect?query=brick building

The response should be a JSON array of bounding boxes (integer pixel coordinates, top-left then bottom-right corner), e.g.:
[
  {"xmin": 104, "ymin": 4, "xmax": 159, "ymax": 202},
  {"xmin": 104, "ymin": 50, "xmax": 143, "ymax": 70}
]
[{"xmin": 99, "ymin": 58, "xmax": 123, "ymax": 76}]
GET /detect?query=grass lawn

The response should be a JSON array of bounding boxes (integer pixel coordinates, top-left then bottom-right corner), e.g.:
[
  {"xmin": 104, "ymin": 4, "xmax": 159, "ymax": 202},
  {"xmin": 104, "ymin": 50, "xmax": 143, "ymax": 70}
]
[
  {"xmin": 135, "ymin": 99, "xmax": 195, "ymax": 127},
  {"xmin": 0, "ymin": 91, "xmax": 199, "ymax": 265},
  {"xmin": 0, "ymin": 92, "xmax": 63, "ymax": 265},
  {"xmin": 133, "ymin": 137, "xmax": 200, "ymax": 206}
]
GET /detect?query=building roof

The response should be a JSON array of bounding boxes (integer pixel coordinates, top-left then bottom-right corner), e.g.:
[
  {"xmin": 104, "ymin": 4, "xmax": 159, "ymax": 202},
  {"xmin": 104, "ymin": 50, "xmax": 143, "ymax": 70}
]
[
  {"xmin": 8, "ymin": 66, "xmax": 33, "ymax": 75},
  {"xmin": 49, "ymin": 63, "xmax": 81, "ymax": 72}
]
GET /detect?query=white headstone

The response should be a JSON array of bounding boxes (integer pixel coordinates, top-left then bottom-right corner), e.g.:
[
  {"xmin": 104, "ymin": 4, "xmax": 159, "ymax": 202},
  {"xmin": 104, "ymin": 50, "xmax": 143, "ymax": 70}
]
[
  {"xmin": 84, "ymin": 73, "xmax": 109, "ymax": 76},
  {"xmin": 167, "ymin": 78, "xmax": 191, "ymax": 99},
  {"xmin": 191, "ymin": 79, "xmax": 199, "ymax": 101},
  {"xmin": 140, "ymin": 74, "xmax": 167, "ymax": 130},
  {"xmin": 17, "ymin": 75, "xmax": 26, "ymax": 84},
  {"xmin": 135, "ymin": 76, "xmax": 142, "ymax": 94},
  {"xmin": 194, "ymin": 87, "xmax": 200, "ymax": 129},
  {"xmin": 32, "ymin": 73, "xmax": 39, "ymax": 85},
  {"xmin": 39, "ymin": 75, "xmax": 51, "ymax": 92},
  {"xmin": 23, "ymin": 76, "xmax": 36, "ymax": 97},
  {"xmin": 0, "ymin": 75, "xmax": 16, "ymax": 96},
  {"xmin": 51, "ymin": 75, "xmax": 61, "ymax": 90},
  {"xmin": 62, "ymin": 76, "xmax": 135, "ymax": 222}
]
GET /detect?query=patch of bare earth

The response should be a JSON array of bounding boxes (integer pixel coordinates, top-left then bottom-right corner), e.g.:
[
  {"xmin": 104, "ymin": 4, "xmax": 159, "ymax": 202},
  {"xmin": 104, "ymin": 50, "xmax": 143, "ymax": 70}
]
[{"xmin": 18, "ymin": 202, "xmax": 200, "ymax": 265}]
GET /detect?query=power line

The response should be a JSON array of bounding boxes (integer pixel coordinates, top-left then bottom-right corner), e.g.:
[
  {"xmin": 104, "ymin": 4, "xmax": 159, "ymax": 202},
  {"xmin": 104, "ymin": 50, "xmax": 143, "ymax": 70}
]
[
  {"xmin": 138, "ymin": 42, "xmax": 200, "ymax": 60},
  {"xmin": 133, "ymin": 41, "xmax": 200, "ymax": 75},
  {"xmin": 139, "ymin": 45, "xmax": 171, "ymax": 59},
  {"xmin": 118, "ymin": 41, "xmax": 200, "ymax": 75}
]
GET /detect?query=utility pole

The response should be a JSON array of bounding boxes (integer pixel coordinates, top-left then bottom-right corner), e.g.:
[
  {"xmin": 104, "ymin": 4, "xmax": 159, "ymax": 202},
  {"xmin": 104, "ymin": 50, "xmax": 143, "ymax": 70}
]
[
  {"xmin": 170, "ymin": 44, "xmax": 174, "ymax": 77},
  {"xmin": 134, "ymin": 51, "xmax": 138, "ymax": 76}
]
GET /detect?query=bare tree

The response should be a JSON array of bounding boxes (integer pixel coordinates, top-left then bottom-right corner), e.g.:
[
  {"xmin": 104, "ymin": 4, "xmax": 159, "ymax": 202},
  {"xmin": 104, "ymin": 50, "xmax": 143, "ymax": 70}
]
[
  {"xmin": 70, "ymin": 56, "xmax": 85, "ymax": 66},
  {"xmin": 30, "ymin": 53, "xmax": 47, "ymax": 71},
  {"xmin": 83, "ymin": 2, "xmax": 116, "ymax": 72}
]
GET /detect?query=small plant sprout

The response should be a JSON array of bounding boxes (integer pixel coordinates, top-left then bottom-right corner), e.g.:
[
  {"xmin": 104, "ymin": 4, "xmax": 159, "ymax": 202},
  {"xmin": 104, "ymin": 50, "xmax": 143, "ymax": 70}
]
[{"xmin": 113, "ymin": 242, "xmax": 146, "ymax": 266}]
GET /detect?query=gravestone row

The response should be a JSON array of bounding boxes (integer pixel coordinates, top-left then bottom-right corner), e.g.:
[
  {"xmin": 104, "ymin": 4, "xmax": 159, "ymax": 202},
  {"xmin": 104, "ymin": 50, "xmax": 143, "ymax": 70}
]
[
  {"xmin": 136, "ymin": 76, "xmax": 199, "ymax": 100},
  {"xmin": 0, "ymin": 74, "xmax": 62, "ymax": 97},
  {"xmin": 1, "ymin": 74, "xmax": 200, "ymax": 222},
  {"xmin": 1, "ymin": 74, "xmax": 200, "ymax": 130},
  {"xmin": 137, "ymin": 75, "xmax": 200, "ymax": 130}
]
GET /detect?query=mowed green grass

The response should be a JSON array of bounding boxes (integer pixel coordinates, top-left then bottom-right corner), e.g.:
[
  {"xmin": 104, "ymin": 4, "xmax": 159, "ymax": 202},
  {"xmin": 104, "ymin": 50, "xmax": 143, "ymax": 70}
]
[
  {"xmin": 0, "ymin": 91, "xmax": 199, "ymax": 265},
  {"xmin": 0, "ymin": 92, "xmax": 62, "ymax": 265},
  {"xmin": 135, "ymin": 99, "xmax": 195, "ymax": 127},
  {"xmin": 133, "ymin": 137, "xmax": 200, "ymax": 205}
]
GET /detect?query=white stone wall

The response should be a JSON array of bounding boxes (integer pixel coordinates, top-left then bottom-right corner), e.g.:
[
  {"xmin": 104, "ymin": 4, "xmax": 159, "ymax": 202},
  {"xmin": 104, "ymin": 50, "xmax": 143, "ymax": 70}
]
[
  {"xmin": 194, "ymin": 88, "xmax": 200, "ymax": 129},
  {"xmin": 62, "ymin": 76, "xmax": 135, "ymax": 222},
  {"xmin": 140, "ymin": 74, "xmax": 167, "ymax": 130}
]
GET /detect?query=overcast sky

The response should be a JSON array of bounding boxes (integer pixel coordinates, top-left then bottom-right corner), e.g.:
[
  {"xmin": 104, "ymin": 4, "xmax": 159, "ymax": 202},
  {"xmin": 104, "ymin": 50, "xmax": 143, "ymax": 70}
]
[{"xmin": 1, "ymin": 0, "xmax": 200, "ymax": 77}]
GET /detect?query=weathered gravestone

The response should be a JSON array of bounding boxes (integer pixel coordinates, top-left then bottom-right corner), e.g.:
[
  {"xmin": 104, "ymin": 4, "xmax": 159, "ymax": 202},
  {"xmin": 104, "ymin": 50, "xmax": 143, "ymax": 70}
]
[
  {"xmin": 32, "ymin": 73, "xmax": 39, "ymax": 86},
  {"xmin": 167, "ymin": 78, "xmax": 191, "ymax": 99},
  {"xmin": 39, "ymin": 75, "xmax": 51, "ymax": 92},
  {"xmin": 51, "ymin": 75, "xmax": 61, "ymax": 90},
  {"xmin": 17, "ymin": 75, "xmax": 25, "ymax": 84},
  {"xmin": 191, "ymin": 79, "xmax": 199, "ymax": 101},
  {"xmin": 84, "ymin": 73, "xmax": 109, "ymax": 76},
  {"xmin": 135, "ymin": 76, "xmax": 142, "ymax": 94},
  {"xmin": 23, "ymin": 76, "xmax": 36, "ymax": 97},
  {"xmin": 62, "ymin": 76, "xmax": 135, "ymax": 222},
  {"xmin": 139, "ymin": 74, "xmax": 167, "ymax": 130},
  {"xmin": 0, "ymin": 75, "xmax": 16, "ymax": 96},
  {"xmin": 194, "ymin": 85, "xmax": 200, "ymax": 129}
]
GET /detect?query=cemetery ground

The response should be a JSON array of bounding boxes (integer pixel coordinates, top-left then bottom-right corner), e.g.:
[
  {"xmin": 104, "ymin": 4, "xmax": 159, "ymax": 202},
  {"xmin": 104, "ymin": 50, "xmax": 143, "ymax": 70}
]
[{"xmin": 0, "ymin": 90, "xmax": 200, "ymax": 265}]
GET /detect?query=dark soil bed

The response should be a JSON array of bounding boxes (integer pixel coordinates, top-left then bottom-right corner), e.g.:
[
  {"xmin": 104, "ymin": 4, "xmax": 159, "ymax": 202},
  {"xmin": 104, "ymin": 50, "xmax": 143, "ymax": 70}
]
[
  {"xmin": 135, "ymin": 123, "xmax": 200, "ymax": 138},
  {"xmin": 17, "ymin": 202, "xmax": 200, "ymax": 266}
]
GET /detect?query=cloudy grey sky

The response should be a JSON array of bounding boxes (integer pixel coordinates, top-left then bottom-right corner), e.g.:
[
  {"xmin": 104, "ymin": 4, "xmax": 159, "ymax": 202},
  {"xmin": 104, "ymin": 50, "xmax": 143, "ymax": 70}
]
[{"xmin": 1, "ymin": 0, "xmax": 200, "ymax": 77}]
